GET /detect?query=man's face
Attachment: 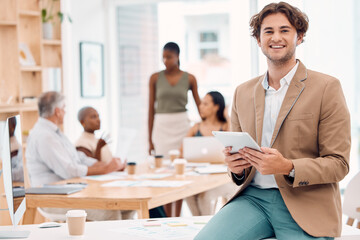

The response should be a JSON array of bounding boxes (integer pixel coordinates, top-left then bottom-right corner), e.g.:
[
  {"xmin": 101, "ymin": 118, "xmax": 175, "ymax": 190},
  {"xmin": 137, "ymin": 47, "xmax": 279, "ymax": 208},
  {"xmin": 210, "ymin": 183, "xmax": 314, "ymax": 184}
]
[
  {"xmin": 55, "ymin": 103, "xmax": 66, "ymax": 125},
  {"xmin": 257, "ymin": 13, "xmax": 303, "ymax": 65},
  {"xmin": 82, "ymin": 108, "xmax": 101, "ymax": 132}
]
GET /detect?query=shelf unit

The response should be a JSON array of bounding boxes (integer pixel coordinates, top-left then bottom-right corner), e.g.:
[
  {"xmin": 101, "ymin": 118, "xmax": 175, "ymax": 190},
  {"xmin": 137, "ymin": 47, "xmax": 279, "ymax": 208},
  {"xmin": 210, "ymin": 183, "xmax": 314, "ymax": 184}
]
[
  {"xmin": 0, "ymin": 0, "xmax": 63, "ymax": 133},
  {"xmin": 0, "ymin": 0, "xmax": 63, "ymax": 225}
]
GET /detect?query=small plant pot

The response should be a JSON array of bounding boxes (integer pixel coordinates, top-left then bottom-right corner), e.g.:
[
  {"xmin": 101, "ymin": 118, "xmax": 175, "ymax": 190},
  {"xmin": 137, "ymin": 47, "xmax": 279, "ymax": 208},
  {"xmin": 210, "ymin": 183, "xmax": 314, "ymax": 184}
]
[{"xmin": 42, "ymin": 22, "xmax": 53, "ymax": 39}]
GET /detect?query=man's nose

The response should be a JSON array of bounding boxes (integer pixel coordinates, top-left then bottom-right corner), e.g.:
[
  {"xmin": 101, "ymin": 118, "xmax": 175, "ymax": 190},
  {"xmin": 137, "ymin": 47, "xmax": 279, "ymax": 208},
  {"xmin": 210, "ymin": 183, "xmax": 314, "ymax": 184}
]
[{"xmin": 271, "ymin": 32, "xmax": 282, "ymax": 42}]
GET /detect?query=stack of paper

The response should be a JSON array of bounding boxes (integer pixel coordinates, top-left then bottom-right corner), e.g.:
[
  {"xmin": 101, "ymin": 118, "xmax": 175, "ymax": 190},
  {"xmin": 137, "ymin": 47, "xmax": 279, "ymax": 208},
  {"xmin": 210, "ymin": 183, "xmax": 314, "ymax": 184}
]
[{"xmin": 194, "ymin": 164, "xmax": 227, "ymax": 174}]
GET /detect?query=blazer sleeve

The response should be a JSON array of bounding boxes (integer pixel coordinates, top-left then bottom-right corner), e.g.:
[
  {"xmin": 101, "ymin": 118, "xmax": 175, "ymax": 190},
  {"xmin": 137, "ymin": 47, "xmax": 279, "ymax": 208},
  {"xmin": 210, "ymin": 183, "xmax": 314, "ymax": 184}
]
[
  {"xmin": 286, "ymin": 78, "xmax": 351, "ymax": 187},
  {"xmin": 229, "ymin": 86, "xmax": 253, "ymax": 185},
  {"xmin": 230, "ymin": 86, "xmax": 242, "ymax": 132}
]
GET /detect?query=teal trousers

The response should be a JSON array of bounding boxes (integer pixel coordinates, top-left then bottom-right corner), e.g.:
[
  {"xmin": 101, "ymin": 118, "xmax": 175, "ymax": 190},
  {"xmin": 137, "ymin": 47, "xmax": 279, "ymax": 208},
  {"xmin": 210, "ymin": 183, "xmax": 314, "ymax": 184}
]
[{"xmin": 195, "ymin": 186, "xmax": 334, "ymax": 240}]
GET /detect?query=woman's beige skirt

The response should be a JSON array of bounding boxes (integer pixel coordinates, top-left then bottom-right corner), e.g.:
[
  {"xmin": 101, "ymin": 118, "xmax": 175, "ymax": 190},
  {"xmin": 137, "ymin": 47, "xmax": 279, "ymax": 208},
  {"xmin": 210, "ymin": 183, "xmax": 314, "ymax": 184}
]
[{"xmin": 153, "ymin": 112, "xmax": 190, "ymax": 159}]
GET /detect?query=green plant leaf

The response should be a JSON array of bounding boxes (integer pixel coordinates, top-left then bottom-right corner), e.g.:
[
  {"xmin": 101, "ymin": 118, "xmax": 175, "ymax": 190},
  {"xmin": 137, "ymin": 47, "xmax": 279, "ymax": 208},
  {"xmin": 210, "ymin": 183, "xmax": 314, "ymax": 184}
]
[
  {"xmin": 57, "ymin": 11, "xmax": 64, "ymax": 23},
  {"xmin": 41, "ymin": 9, "xmax": 47, "ymax": 23}
]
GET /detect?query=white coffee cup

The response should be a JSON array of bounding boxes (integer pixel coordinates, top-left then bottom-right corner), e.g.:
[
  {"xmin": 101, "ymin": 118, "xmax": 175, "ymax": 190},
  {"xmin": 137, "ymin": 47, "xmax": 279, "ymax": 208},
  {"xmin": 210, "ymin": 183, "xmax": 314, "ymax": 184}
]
[
  {"xmin": 168, "ymin": 149, "xmax": 180, "ymax": 162},
  {"xmin": 66, "ymin": 210, "xmax": 87, "ymax": 236},
  {"xmin": 173, "ymin": 158, "xmax": 187, "ymax": 175}
]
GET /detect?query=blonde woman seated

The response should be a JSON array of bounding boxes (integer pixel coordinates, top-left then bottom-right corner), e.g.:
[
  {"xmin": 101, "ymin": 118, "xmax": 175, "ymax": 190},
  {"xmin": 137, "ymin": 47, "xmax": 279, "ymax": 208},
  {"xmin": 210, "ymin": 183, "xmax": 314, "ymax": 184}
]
[
  {"xmin": 76, "ymin": 106, "xmax": 114, "ymax": 163},
  {"xmin": 184, "ymin": 91, "xmax": 238, "ymax": 216}
]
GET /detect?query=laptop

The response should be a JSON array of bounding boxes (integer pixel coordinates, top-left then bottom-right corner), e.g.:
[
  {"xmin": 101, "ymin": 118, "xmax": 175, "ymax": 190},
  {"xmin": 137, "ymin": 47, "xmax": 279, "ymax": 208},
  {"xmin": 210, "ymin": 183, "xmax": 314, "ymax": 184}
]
[
  {"xmin": 183, "ymin": 136, "xmax": 225, "ymax": 163},
  {"xmin": 25, "ymin": 184, "xmax": 87, "ymax": 195}
]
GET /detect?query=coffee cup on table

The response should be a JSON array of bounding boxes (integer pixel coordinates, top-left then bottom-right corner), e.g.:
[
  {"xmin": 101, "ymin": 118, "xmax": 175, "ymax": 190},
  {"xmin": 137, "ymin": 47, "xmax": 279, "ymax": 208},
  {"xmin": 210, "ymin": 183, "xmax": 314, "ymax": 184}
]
[
  {"xmin": 154, "ymin": 155, "xmax": 163, "ymax": 168},
  {"xmin": 127, "ymin": 162, "xmax": 136, "ymax": 175},
  {"xmin": 173, "ymin": 158, "xmax": 187, "ymax": 175},
  {"xmin": 66, "ymin": 210, "xmax": 87, "ymax": 237},
  {"xmin": 168, "ymin": 149, "xmax": 180, "ymax": 162}
]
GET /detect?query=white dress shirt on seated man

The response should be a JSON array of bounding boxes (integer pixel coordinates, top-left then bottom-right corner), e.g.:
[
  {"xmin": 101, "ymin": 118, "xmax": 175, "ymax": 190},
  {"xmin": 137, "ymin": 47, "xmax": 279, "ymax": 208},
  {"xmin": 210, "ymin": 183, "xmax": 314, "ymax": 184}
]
[
  {"xmin": 26, "ymin": 117, "xmax": 97, "ymax": 187},
  {"xmin": 25, "ymin": 117, "xmax": 134, "ymax": 221}
]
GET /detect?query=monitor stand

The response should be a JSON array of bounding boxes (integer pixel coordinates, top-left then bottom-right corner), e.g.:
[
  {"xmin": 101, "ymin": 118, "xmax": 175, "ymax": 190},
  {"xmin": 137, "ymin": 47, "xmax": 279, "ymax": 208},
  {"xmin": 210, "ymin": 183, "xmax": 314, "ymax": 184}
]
[{"xmin": 0, "ymin": 230, "xmax": 30, "ymax": 239}]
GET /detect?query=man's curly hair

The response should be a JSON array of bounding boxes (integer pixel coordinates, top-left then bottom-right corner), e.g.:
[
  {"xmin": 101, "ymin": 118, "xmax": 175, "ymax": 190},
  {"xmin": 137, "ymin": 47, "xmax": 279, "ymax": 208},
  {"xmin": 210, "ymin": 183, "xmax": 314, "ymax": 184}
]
[{"xmin": 250, "ymin": 2, "xmax": 309, "ymax": 42}]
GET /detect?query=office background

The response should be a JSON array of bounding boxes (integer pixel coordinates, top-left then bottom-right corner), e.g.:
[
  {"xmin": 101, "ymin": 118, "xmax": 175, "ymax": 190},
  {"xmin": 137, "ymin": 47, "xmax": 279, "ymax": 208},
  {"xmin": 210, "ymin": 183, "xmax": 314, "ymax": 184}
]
[{"xmin": 60, "ymin": 0, "xmax": 360, "ymax": 190}]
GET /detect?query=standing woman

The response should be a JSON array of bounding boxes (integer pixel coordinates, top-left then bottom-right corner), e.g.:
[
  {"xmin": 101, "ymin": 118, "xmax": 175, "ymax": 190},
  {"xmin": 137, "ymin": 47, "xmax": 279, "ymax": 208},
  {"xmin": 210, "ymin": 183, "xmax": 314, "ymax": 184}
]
[{"xmin": 148, "ymin": 42, "xmax": 201, "ymax": 157}]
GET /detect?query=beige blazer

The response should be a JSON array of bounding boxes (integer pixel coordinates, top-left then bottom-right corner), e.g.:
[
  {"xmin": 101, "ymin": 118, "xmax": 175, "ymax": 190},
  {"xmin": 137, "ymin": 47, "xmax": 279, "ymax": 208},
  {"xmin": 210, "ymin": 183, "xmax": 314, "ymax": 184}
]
[{"xmin": 229, "ymin": 61, "xmax": 351, "ymax": 237}]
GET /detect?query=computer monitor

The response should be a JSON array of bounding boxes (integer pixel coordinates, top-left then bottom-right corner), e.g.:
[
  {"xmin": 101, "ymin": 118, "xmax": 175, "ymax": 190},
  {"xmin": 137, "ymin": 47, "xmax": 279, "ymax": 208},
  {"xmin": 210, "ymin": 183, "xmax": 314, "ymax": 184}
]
[{"xmin": 0, "ymin": 115, "xmax": 30, "ymax": 238}]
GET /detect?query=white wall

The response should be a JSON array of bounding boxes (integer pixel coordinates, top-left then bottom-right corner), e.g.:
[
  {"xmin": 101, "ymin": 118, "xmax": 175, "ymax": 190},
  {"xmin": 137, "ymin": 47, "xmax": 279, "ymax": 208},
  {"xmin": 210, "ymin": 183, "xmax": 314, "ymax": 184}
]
[{"xmin": 62, "ymin": 0, "xmax": 113, "ymax": 144}]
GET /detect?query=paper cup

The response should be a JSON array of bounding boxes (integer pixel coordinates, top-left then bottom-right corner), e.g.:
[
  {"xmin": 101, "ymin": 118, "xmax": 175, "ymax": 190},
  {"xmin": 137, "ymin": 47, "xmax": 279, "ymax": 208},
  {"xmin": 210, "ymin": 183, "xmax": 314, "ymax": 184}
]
[
  {"xmin": 173, "ymin": 158, "xmax": 187, "ymax": 175},
  {"xmin": 66, "ymin": 210, "xmax": 87, "ymax": 236},
  {"xmin": 127, "ymin": 162, "xmax": 136, "ymax": 175},
  {"xmin": 169, "ymin": 149, "xmax": 180, "ymax": 162},
  {"xmin": 154, "ymin": 155, "xmax": 163, "ymax": 168}
]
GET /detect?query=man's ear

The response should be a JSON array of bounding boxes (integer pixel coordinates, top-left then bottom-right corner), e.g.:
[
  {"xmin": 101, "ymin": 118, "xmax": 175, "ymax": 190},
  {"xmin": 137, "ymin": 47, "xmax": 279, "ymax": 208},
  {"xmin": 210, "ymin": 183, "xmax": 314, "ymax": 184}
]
[
  {"xmin": 54, "ymin": 107, "xmax": 60, "ymax": 117},
  {"xmin": 296, "ymin": 33, "xmax": 304, "ymax": 46},
  {"xmin": 257, "ymin": 37, "xmax": 261, "ymax": 47}
]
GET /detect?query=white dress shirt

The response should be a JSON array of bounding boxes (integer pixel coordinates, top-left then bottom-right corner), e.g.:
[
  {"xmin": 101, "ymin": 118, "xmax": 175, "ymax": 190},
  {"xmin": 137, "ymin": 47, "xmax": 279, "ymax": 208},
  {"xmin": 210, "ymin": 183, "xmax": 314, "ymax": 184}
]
[
  {"xmin": 250, "ymin": 61, "xmax": 299, "ymax": 189},
  {"xmin": 26, "ymin": 118, "xmax": 97, "ymax": 187}
]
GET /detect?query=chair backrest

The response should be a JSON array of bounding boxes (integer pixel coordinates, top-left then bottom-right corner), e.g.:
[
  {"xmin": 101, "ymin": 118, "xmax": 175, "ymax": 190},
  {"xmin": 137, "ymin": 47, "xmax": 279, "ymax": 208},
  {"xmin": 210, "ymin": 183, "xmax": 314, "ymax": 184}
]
[{"xmin": 343, "ymin": 171, "xmax": 360, "ymax": 222}]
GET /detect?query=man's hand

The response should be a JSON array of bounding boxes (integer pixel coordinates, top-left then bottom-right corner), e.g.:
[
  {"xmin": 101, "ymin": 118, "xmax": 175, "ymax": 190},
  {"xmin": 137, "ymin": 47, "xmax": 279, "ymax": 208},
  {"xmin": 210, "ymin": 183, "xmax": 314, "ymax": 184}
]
[
  {"xmin": 87, "ymin": 158, "xmax": 126, "ymax": 176},
  {"xmin": 106, "ymin": 158, "xmax": 126, "ymax": 173},
  {"xmin": 94, "ymin": 138, "xmax": 109, "ymax": 161},
  {"xmin": 239, "ymin": 147, "xmax": 293, "ymax": 175},
  {"xmin": 96, "ymin": 138, "xmax": 107, "ymax": 150},
  {"xmin": 224, "ymin": 146, "xmax": 252, "ymax": 175}
]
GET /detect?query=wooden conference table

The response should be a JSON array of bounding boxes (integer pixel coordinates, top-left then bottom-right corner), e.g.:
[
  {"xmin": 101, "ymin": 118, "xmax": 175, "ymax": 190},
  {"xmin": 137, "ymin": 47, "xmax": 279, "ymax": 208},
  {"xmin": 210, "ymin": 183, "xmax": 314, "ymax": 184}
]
[{"xmin": 23, "ymin": 164, "xmax": 232, "ymax": 224}]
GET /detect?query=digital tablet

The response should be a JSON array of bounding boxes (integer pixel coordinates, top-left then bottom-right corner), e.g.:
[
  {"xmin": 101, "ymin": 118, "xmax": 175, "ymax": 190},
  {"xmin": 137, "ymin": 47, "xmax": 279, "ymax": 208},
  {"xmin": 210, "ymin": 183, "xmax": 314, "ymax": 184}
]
[{"xmin": 212, "ymin": 131, "xmax": 261, "ymax": 153}]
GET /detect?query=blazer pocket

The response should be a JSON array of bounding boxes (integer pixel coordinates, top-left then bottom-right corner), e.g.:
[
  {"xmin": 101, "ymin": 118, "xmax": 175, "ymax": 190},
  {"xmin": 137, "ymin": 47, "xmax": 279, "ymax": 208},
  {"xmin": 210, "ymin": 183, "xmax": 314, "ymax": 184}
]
[{"xmin": 287, "ymin": 113, "xmax": 313, "ymax": 121}]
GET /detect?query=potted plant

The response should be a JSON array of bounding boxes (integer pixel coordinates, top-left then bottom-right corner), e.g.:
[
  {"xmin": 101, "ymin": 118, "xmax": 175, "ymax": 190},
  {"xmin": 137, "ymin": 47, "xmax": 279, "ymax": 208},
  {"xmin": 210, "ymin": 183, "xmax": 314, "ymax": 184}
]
[{"xmin": 41, "ymin": 0, "xmax": 72, "ymax": 39}]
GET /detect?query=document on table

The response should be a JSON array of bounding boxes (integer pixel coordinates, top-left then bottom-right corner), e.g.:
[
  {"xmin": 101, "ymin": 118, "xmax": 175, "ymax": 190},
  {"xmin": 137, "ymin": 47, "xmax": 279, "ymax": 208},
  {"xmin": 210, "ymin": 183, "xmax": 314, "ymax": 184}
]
[
  {"xmin": 110, "ymin": 219, "xmax": 208, "ymax": 240},
  {"xmin": 102, "ymin": 180, "xmax": 192, "ymax": 188},
  {"xmin": 194, "ymin": 164, "xmax": 228, "ymax": 174},
  {"xmin": 82, "ymin": 171, "xmax": 128, "ymax": 181},
  {"xmin": 185, "ymin": 162, "xmax": 210, "ymax": 168},
  {"xmin": 134, "ymin": 173, "xmax": 172, "ymax": 179}
]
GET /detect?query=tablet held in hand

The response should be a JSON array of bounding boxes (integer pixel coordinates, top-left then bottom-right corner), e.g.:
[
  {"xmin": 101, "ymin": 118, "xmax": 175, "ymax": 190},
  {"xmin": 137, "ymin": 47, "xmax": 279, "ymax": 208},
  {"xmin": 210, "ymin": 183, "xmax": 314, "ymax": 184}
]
[{"xmin": 212, "ymin": 131, "xmax": 261, "ymax": 153}]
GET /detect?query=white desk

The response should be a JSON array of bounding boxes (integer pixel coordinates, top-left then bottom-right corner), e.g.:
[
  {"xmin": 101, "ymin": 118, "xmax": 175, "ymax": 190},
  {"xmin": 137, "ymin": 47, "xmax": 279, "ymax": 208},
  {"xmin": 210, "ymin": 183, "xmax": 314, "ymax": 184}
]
[{"xmin": 1, "ymin": 216, "xmax": 360, "ymax": 240}]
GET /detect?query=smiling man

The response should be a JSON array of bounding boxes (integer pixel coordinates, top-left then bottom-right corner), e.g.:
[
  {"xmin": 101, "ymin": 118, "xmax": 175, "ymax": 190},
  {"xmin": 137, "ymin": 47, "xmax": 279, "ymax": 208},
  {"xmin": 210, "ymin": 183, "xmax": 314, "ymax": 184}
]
[{"xmin": 195, "ymin": 2, "xmax": 350, "ymax": 240}]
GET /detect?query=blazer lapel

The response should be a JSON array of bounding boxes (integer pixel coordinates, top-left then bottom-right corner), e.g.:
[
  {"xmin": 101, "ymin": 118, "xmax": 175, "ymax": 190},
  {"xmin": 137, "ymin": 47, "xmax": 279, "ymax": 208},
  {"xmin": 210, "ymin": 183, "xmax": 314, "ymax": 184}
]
[
  {"xmin": 254, "ymin": 75, "xmax": 266, "ymax": 146},
  {"xmin": 270, "ymin": 61, "xmax": 307, "ymax": 147}
]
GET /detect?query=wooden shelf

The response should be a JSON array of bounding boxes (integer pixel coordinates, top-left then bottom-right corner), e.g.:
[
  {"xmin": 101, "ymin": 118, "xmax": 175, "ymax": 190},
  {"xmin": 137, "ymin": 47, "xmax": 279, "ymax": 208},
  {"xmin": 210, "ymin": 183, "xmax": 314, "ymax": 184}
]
[
  {"xmin": 42, "ymin": 39, "xmax": 62, "ymax": 46},
  {"xmin": 0, "ymin": 21, "xmax": 17, "ymax": 26},
  {"xmin": 18, "ymin": 10, "xmax": 40, "ymax": 17},
  {"xmin": 20, "ymin": 66, "xmax": 42, "ymax": 72},
  {"xmin": 0, "ymin": 103, "xmax": 37, "ymax": 113},
  {"xmin": 20, "ymin": 103, "xmax": 38, "ymax": 112}
]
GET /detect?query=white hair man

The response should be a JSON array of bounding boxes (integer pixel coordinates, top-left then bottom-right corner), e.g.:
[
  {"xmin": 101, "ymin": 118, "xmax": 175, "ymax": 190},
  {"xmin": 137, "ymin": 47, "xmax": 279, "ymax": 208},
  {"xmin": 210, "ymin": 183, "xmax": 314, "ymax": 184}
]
[{"xmin": 26, "ymin": 91, "xmax": 133, "ymax": 220}]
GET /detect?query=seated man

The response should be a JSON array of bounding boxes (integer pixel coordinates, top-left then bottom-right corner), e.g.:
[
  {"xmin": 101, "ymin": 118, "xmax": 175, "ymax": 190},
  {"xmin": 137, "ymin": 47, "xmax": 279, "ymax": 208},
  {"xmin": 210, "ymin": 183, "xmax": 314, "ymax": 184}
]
[
  {"xmin": 26, "ymin": 91, "xmax": 132, "ymax": 220},
  {"xmin": 75, "ymin": 106, "xmax": 113, "ymax": 163},
  {"xmin": 75, "ymin": 106, "xmax": 166, "ymax": 219}
]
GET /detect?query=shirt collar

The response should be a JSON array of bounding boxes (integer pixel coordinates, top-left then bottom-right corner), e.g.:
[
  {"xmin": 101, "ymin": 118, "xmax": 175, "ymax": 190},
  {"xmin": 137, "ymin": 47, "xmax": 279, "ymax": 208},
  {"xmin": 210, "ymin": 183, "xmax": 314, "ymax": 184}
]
[
  {"xmin": 262, "ymin": 61, "xmax": 299, "ymax": 90},
  {"xmin": 38, "ymin": 117, "xmax": 59, "ymax": 133}
]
